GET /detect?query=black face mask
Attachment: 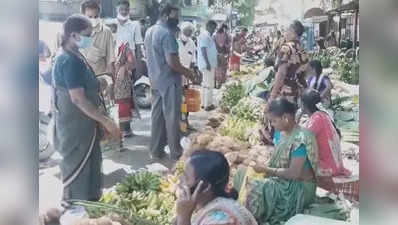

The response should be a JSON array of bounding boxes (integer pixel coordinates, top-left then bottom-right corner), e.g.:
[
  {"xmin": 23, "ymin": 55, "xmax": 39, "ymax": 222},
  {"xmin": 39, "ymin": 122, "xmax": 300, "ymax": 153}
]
[{"xmin": 167, "ymin": 18, "xmax": 179, "ymax": 28}]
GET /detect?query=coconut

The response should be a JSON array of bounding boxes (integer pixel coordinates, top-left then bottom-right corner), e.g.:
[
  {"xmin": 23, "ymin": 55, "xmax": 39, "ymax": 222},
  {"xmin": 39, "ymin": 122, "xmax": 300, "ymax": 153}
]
[
  {"xmin": 208, "ymin": 136, "xmax": 235, "ymax": 150},
  {"xmin": 218, "ymin": 146, "xmax": 233, "ymax": 154},
  {"xmin": 243, "ymin": 158, "xmax": 252, "ymax": 166},
  {"xmin": 206, "ymin": 119, "xmax": 222, "ymax": 128},
  {"xmin": 248, "ymin": 161, "xmax": 257, "ymax": 167},
  {"xmin": 94, "ymin": 217, "xmax": 114, "ymax": 225},
  {"xmin": 237, "ymin": 152, "xmax": 249, "ymax": 163},
  {"xmin": 207, "ymin": 113, "xmax": 226, "ymax": 128},
  {"xmin": 225, "ymin": 152, "xmax": 239, "ymax": 164},
  {"xmin": 196, "ymin": 133, "xmax": 213, "ymax": 147},
  {"xmin": 256, "ymin": 156, "xmax": 269, "ymax": 165},
  {"xmin": 251, "ymin": 145, "xmax": 273, "ymax": 157},
  {"xmin": 72, "ymin": 218, "xmax": 91, "ymax": 225}
]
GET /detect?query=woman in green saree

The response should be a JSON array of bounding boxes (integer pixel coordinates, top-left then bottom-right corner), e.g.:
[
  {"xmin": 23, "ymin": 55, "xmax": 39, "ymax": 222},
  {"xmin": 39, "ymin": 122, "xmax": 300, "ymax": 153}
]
[{"xmin": 234, "ymin": 98, "xmax": 321, "ymax": 225}]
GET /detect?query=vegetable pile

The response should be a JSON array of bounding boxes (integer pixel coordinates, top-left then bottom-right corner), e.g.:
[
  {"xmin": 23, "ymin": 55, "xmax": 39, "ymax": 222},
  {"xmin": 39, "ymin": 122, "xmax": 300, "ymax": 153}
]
[
  {"xmin": 220, "ymin": 116, "xmax": 257, "ymax": 142},
  {"xmin": 219, "ymin": 81, "xmax": 246, "ymax": 113},
  {"xmin": 72, "ymin": 170, "xmax": 179, "ymax": 225},
  {"xmin": 231, "ymin": 97, "xmax": 265, "ymax": 122},
  {"xmin": 185, "ymin": 129, "xmax": 273, "ymax": 185}
]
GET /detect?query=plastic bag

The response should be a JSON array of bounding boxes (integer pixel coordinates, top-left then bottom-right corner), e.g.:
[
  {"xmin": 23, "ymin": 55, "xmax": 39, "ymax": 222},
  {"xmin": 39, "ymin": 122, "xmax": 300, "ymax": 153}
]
[{"xmin": 60, "ymin": 206, "xmax": 88, "ymax": 225}]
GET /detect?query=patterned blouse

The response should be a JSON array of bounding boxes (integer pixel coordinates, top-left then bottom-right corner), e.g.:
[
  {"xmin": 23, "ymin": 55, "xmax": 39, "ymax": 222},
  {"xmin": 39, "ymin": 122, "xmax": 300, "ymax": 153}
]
[
  {"xmin": 273, "ymin": 39, "xmax": 309, "ymax": 99},
  {"xmin": 191, "ymin": 197, "xmax": 258, "ymax": 225}
]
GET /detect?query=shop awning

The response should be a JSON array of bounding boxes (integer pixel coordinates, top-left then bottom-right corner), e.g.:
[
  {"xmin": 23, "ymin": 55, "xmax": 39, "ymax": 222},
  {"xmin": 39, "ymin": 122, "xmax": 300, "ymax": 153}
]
[
  {"xmin": 303, "ymin": 15, "xmax": 328, "ymax": 23},
  {"xmin": 304, "ymin": 7, "xmax": 326, "ymax": 19}
]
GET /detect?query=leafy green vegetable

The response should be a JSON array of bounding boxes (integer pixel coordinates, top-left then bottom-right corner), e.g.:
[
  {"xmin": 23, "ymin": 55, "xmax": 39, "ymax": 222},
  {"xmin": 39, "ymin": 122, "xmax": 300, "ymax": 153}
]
[
  {"xmin": 116, "ymin": 170, "xmax": 161, "ymax": 194},
  {"xmin": 231, "ymin": 97, "xmax": 264, "ymax": 122},
  {"xmin": 220, "ymin": 81, "xmax": 246, "ymax": 113}
]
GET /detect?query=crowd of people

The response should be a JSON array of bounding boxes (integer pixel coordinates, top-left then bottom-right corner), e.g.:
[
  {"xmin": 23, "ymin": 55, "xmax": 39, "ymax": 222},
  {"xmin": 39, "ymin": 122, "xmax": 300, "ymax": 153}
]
[{"xmin": 39, "ymin": 1, "xmax": 353, "ymax": 224}]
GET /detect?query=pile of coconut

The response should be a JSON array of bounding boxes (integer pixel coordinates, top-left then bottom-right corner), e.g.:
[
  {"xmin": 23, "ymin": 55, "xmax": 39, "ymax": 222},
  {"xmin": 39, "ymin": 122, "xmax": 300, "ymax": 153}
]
[{"xmin": 183, "ymin": 127, "xmax": 274, "ymax": 180}]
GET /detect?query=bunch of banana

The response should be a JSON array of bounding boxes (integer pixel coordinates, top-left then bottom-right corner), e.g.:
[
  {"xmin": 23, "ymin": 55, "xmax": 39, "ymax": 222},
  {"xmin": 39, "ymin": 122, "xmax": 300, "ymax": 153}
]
[
  {"xmin": 100, "ymin": 191, "xmax": 119, "ymax": 204},
  {"xmin": 174, "ymin": 160, "xmax": 185, "ymax": 177},
  {"xmin": 160, "ymin": 175, "xmax": 179, "ymax": 194},
  {"xmin": 116, "ymin": 170, "xmax": 161, "ymax": 194}
]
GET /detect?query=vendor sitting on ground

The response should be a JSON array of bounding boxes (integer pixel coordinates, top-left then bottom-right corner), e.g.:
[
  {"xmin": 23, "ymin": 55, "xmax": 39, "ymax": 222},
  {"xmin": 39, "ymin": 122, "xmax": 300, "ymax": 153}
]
[
  {"xmin": 234, "ymin": 98, "xmax": 320, "ymax": 225},
  {"xmin": 176, "ymin": 150, "xmax": 258, "ymax": 225},
  {"xmin": 306, "ymin": 60, "xmax": 333, "ymax": 108},
  {"xmin": 301, "ymin": 89, "xmax": 351, "ymax": 177}
]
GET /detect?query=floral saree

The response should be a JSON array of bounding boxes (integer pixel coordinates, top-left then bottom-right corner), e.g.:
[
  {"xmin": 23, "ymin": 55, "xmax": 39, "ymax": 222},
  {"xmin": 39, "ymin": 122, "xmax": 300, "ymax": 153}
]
[{"xmin": 234, "ymin": 126, "xmax": 320, "ymax": 225}]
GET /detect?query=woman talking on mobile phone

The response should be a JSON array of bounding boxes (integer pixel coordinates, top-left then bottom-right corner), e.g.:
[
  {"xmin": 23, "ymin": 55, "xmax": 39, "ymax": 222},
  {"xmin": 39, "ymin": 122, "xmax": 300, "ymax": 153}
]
[{"xmin": 175, "ymin": 150, "xmax": 258, "ymax": 225}]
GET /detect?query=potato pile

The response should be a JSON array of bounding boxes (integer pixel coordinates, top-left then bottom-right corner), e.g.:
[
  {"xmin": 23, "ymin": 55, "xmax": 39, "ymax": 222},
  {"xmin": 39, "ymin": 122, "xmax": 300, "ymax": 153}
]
[{"xmin": 206, "ymin": 112, "xmax": 226, "ymax": 129}]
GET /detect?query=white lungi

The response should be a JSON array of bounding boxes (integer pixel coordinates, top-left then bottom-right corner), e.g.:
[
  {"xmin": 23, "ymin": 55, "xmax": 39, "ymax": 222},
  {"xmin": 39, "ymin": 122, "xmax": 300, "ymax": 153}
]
[{"xmin": 200, "ymin": 69, "xmax": 215, "ymax": 108}]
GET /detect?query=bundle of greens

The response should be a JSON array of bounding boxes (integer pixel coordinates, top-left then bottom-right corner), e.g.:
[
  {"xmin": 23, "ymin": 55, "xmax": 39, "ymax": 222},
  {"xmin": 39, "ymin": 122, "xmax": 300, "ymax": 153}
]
[
  {"xmin": 220, "ymin": 81, "xmax": 246, "ymax": 113},
  {"xmin": 231, "ymin": 97, "xmax": 265, "ymax": 122}
]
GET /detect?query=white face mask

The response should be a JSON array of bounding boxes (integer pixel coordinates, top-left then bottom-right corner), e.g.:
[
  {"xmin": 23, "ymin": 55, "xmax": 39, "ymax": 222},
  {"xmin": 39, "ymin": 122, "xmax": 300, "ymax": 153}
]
[
  {"xmin": 117, "ymin": 13, "xmax": 129, "ymax": 21},
  {"xmin": 89, "ymin": 18, "xmax": 100, "ymax": 27},
  {"xmin": 76, "ymin": 35, "xmax": 93, "ymax": 49}
]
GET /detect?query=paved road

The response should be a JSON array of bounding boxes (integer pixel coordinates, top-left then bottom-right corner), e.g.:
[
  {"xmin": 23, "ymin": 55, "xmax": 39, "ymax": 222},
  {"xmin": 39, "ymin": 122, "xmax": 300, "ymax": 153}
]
[{"xmin": 39, "ymin": 102, "xmax": 214, "ymax": 213}]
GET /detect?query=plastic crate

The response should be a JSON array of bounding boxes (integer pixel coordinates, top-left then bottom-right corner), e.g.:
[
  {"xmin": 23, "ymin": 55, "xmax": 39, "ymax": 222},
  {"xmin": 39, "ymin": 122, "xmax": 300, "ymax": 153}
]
[
  {"xmin": 317, "ymin": 175, "xmax": 359, "ymax": 202},
  {"xmin": 332, "ymin": 176, "xmax": 359, "ymax": 202}
]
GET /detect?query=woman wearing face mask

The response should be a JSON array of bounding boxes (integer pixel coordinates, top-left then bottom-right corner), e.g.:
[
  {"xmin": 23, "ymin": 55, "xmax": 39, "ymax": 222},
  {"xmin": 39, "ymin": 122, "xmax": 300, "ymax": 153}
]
[
  {"xmin": 51, "ymin": 14, "xmax": 120, "ymax": 203},
  {"xmin": 176, "ymin": 149, "xmax": 258, "ymax": 225}
]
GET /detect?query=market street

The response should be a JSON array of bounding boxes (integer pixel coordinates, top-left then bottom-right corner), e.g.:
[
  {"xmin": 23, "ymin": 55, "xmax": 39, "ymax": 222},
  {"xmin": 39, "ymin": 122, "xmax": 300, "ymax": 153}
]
[{"xmin": 38, "ymin": 1, "xmax": 361, "ymax": 224}]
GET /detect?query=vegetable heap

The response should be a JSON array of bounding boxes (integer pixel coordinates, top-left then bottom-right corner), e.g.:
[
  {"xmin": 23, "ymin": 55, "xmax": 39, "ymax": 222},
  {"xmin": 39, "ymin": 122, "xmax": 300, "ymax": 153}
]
[
  {"xmin": 219, "ymin": 81, "xmax": 246, "ymax": 113},
  {"xmin": 73, "ymin": 170, "xmax": 180, "ymax": 225}
]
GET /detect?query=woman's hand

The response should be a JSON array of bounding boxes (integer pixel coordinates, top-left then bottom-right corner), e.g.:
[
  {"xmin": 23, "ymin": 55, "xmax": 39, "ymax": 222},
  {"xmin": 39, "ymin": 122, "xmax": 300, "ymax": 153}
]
[
  {"xmin": 176, "ymin": 181, "xmax": 210, "ymax": 224},
  {"xmin": 103, "ymin": 118, "xmax": 121, "ymax": 140},
  {"xmin": 263, "ymin": 167, "xmax": 275, "ymax": 177},
  {"xmin": 253, "ymin": 161, "xmax": 266, "ymax": 174}
]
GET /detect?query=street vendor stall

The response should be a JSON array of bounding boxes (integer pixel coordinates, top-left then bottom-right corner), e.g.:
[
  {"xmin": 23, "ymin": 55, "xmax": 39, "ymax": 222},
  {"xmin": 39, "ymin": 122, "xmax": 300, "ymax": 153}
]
[{"xmin": 327, "ymin": 0, "xmax": 359, "ymax": 49}]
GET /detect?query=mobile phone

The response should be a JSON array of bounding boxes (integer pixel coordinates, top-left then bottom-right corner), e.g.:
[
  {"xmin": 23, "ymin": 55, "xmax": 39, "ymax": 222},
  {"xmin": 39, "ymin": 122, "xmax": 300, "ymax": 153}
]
[{"xmin": 190, "ymin": 180, "xmax": 209, "ymax": 194}]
